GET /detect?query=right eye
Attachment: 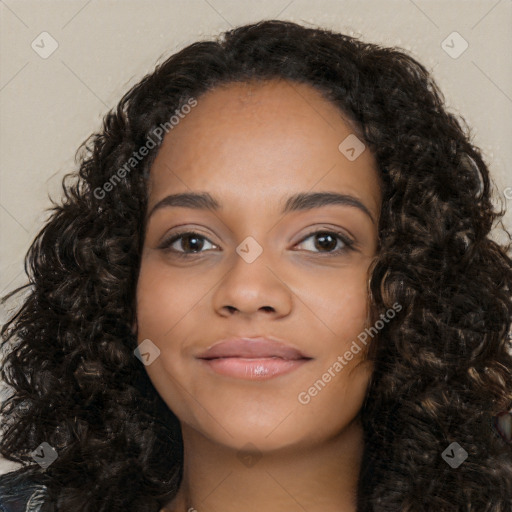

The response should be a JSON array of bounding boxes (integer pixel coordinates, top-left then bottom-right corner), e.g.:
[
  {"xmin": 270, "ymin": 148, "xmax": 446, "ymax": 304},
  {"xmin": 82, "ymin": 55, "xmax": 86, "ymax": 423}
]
[{"xmin": 158, "ymin": 231, "xmax": 218, "ymax": 257}]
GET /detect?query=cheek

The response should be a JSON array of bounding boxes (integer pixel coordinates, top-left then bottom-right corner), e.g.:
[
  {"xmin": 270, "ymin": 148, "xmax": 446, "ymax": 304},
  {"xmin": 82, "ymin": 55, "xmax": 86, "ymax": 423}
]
[
  {"xmin": 134, "ymin": 261, "xmax": 196, "ymax": 419},
  {"xmin": 135, "ymin": 258, "xmax": 211, "ymax": 390},
  {"xmin": 135, "ymin": 258, "xmax": 201, "ymax": 339},
  {"xmin": 308, "ymin": 266, "xmax": 370, "ymax": 342},
  {"xmin": 291, "ymin": 271, "xmax": 372, "ymax": 440}
]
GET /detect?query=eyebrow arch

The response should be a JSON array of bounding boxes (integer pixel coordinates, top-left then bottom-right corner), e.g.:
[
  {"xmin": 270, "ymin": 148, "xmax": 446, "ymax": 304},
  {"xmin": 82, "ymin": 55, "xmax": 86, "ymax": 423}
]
[
  {"xmin": 282, "ymin": 192, "xmax": 375, "ymax": 224},
  {"xmin": 148, "ymin": 191, "xmax": 375, "ymax": 224}
]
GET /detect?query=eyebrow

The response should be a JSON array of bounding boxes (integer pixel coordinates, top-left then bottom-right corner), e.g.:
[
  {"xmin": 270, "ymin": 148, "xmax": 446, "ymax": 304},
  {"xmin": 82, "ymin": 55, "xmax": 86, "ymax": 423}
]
[{"xmin": 148, "ymin": 191, "xmax": 375, "ymax": 224}]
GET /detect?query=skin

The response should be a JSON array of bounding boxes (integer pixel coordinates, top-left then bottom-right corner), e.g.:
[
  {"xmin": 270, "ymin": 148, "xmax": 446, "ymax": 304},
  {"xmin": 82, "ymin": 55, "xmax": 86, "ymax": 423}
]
[{"xmin": 134, "ymin": 79, "xmax": 382, "ymax": 512}]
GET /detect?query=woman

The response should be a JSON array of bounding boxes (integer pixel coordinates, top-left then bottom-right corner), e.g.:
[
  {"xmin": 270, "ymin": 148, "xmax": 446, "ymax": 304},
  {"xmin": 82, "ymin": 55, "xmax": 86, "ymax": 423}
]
[{"xmin": 0, "ymin": 19, "xmax": 511, "ymax": 512}]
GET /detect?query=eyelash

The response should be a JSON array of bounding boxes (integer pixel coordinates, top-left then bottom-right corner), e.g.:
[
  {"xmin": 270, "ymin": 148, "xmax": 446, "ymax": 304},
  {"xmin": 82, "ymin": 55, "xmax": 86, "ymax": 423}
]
[{"xmin": 158, "ymin": 229, "xmax": 356, "ymax": 258}]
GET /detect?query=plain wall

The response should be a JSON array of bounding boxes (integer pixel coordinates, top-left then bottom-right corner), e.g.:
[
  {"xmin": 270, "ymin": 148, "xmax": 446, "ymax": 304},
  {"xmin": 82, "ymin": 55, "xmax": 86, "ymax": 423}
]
[{"xmin": 1, "ymin": 0, "xmax": 511, "ymax": 474}]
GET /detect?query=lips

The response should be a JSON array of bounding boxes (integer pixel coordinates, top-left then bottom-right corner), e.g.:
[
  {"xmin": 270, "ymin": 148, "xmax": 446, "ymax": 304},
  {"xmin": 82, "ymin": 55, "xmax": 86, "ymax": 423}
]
[
  {"xmin": 197, "ymin": 337, "xmax": 312, "ymax": 361},
  {"xmin": 196, "ymin": 337, "xmax": 313, "ymax": 380}
]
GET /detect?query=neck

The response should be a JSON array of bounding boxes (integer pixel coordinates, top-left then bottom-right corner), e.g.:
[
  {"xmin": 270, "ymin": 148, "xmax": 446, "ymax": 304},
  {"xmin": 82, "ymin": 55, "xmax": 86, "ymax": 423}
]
[{"xmin": 162, "ymin": 418, "xmax": 365, "ymax": 512}]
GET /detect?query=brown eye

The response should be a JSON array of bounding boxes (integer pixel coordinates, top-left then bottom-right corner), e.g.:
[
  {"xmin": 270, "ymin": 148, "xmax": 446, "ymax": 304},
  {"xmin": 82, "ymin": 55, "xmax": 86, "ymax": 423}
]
[
  {"xmin": 159, "ymin": 231, "xmax": 216, "ymax": 256},
  {"xmin": 295, "ymin": 230, "xmax": 355, "ymax": 255}
]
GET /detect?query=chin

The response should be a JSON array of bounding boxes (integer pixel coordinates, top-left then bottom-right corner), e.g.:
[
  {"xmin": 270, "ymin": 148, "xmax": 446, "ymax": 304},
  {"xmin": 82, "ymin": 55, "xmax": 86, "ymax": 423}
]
[
  {"xmin": 200, "ymin": 420, "xmax": 313, "ymax": 453},
  {"xmin": 184, "ymin": 400, "xmax": 351, "ymax": 455}
]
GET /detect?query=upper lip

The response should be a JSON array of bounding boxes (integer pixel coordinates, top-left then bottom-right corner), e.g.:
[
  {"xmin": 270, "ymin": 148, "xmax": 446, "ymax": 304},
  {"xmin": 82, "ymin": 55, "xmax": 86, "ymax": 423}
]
[{"xmin": 197, "ymin": 337, "xmax": 312, "ymax": 360}]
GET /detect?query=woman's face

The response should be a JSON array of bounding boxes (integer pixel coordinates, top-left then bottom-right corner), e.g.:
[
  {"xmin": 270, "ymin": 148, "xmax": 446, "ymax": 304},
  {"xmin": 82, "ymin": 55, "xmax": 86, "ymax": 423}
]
[{"xmin": 135, "ymin": 79, "xmax": 382, "ymax": 452}]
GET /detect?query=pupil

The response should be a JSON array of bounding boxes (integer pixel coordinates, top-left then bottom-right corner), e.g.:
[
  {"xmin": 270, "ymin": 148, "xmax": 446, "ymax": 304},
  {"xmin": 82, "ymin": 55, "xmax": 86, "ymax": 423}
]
[
  {"xmin": 317, "ymin": 233, "xmax": 336, "ymax": 251},
  {"xmin": 184, "ymin": 235, "xmax": 202, "ymax": 252}
]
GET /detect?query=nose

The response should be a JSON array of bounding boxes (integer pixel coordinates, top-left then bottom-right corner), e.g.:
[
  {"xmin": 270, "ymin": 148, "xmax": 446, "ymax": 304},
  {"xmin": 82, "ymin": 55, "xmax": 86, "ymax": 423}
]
[{"xmin": 211, "ymin": 248, "xmax": 293, "ymax": 318}]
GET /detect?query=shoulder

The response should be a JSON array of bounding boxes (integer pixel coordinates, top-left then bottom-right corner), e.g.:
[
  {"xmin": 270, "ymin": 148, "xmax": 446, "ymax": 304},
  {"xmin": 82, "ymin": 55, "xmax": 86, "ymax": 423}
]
[{"xmin": 0, "ymin": 469, "xmax": 50, "ymax": 512}]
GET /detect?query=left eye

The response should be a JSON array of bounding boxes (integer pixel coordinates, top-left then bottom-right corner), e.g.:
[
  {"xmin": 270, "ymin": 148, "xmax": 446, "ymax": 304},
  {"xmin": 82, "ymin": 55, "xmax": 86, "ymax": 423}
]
[
  {"xmin": 295, "ymin": 230, "xmax": 354, "ymax": 255},
  {"xmin": 159, "ymin": 230, "xmax": 355, "ymax": 257}
]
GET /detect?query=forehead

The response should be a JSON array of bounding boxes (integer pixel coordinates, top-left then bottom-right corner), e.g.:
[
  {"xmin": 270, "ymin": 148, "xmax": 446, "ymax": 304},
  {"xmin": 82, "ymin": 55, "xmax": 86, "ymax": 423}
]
[{"xmin": 147, "ymin": 79, "xmax": 381, "ymax": 218}]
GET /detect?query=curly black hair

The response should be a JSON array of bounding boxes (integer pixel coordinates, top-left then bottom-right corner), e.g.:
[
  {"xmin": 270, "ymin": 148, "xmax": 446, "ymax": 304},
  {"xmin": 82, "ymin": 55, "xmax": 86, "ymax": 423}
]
[{"xmin": 1, "ymin": 19, "xmax": 511, "ymax": 511}]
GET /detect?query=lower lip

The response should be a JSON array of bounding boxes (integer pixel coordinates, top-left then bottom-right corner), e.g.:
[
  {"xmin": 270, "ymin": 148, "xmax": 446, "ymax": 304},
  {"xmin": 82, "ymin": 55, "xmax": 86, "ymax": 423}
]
[{"xmin": 198, "ymin": 357, "xmax": 310, "ymax": 380}]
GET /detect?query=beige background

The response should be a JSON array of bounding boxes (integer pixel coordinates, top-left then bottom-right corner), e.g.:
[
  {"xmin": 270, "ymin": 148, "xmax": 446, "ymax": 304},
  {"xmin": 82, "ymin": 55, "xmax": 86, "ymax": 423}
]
[{"xmin": 0, "ymin": 0, "xmax": 511, "ymax": 474}]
